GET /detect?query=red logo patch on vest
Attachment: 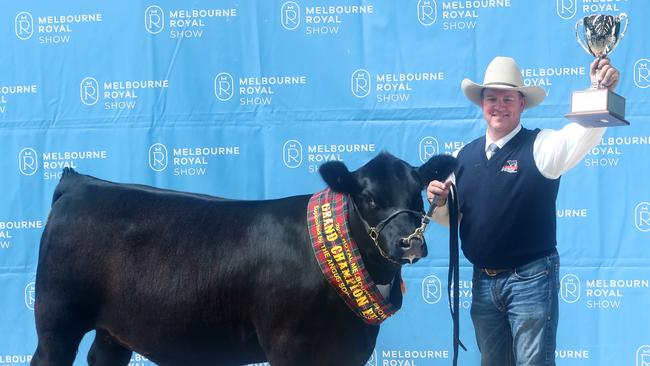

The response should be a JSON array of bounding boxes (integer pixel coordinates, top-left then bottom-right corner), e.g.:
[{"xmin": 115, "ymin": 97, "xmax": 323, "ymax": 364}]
[
  {"xmin": 307, "ymin": 188, "xmax": 398, "ymax": 325},
  {"xmin": 501, "ymin": 160, "xmax": 519, "ymax": 173}
]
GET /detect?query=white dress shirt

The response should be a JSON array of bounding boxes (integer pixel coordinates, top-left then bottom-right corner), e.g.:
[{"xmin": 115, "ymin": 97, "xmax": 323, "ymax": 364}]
[{"xmin": 431, "ymin": 122, "xmax": 606, "ymax": 226}]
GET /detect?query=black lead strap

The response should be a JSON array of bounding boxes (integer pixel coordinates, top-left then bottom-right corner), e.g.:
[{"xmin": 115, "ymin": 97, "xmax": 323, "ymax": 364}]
[
  {"xmin": 423, "ymin": 194, "xmax": 439, "ymax": 225},
  {"xmin": 446, "ymin": 183, "xmax": 466, "ymax": 365}
]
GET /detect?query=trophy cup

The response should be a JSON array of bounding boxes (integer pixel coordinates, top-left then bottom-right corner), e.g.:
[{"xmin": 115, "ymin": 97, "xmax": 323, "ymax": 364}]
[{"xmin": 565, "ymin": 13, "xmax": 629, "ymax": 127}]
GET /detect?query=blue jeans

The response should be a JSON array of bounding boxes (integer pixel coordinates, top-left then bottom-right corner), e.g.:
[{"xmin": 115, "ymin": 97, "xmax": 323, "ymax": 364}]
[{"xmin": 470, "ymin": 251, "xmax": 560, "ymax": 366}]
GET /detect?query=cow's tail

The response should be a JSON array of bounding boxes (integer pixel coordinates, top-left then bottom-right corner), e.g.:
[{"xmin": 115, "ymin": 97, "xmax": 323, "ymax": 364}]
[{"xmin": 51, "ymin": 168, "xmax": 79, "ymax": 206}]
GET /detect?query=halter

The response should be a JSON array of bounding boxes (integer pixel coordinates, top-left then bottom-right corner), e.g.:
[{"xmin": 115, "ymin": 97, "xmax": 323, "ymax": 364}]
[
  {"xmin": 403, "ymin": 194, "xmax": 441, "ymax": 243},
  {"xmin": 350, "ymin": 197, "xmax": 433, "ymax": 265}
]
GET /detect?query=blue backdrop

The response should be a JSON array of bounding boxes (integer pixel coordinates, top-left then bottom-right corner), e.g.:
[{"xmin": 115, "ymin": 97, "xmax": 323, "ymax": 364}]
[{"xmin": 1, "ymin": 1, "xmax": 649, "ymax": 365}]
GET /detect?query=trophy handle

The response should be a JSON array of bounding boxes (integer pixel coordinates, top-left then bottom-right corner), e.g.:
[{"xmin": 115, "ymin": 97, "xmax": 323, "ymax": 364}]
[
  {"xmin": 618, "ymin": 12, "xmax": 629, "ymax": 40},
  {"xmin": 574, "ymin": 18, "xmax": 594, "ymax": 57}
]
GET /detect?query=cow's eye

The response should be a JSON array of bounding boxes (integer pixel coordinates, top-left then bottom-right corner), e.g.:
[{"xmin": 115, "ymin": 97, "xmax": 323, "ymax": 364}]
[
  {"xmin": 367, "ymin": 198, "xmax": 377, "ymax": 209},
  {"xmin": 362, "ymin": 193, "xmax": 377, "ymax": 209}
]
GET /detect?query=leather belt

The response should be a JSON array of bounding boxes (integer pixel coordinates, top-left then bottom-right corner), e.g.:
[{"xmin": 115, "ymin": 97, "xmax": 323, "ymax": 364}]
[{"xmin": 479, "ymin": 268, "xmax": 510, "ymax": 276}]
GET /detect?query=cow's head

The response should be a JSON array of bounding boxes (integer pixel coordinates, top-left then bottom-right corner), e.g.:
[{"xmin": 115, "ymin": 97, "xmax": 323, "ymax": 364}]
[{"xmin": 319, "ymin": 152, "xmax": 457, "ymax": 269}]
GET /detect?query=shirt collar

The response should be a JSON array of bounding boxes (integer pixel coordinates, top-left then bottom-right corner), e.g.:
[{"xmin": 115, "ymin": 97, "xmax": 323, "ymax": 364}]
[{"xmin": 485, "ymin": 124, "xmax": 522, "ymax": 152}]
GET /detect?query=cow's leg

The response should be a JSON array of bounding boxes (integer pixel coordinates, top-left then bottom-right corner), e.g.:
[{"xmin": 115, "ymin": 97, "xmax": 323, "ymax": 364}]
[
  {"xmin": 31, "ymin": 288, "xmax": 94, "ymax": 366},
  {"xmin": 87, "ymin": 329, "xmax": 132, "ymax": 366},
  {"xmin": 30, "ymin": 326, "xmax": 86, "ymax": 366}
]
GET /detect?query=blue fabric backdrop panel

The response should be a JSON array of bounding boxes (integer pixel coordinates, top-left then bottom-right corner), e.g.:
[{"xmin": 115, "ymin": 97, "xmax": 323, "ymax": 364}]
[{"xmin": 1, "ymin": 0, "xmax": 649, "ymax": 365}]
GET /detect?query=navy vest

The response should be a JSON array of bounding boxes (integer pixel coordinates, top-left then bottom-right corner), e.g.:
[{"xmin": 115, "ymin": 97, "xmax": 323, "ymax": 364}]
[{"xmin": 456, "ymin": 128, "xmax": 560, "ymax": 268}]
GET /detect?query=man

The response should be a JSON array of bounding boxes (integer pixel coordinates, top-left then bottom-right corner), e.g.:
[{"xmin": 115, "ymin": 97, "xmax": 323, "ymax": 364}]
[{"xmin": 427, "ymin": 56, "xmax": 619, "ymax": 365}]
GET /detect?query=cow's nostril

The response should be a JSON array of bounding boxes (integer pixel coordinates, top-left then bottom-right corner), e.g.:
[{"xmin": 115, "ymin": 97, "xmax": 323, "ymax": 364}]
[{"xmin": 400, "ymin": 238, "xmax": 411, "ymax": 249}]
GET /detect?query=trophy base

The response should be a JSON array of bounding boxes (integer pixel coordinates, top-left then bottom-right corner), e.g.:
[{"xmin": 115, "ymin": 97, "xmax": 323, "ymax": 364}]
[
  {"xmin": 565, "ymin": 110, "xmax": 629, "ymax": 127},
  {"xmin": 565, "ymin": 88, "xmax": 629, "ymax": 127}
]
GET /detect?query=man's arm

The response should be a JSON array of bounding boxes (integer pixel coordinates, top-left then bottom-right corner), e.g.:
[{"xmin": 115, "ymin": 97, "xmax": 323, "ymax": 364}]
[
  {"xmin": 534, "ymin": 58, "xmax": 620, "ymax": 179},
  {"xmin": 534, "ymin": 124, "xmax": 606, "ymax": 179}
]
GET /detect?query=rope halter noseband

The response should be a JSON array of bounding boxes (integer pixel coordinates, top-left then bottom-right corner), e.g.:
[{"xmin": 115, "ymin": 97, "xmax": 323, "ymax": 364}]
[{"xmin": 350, "ymin": 196, "xmax": 438, "ymax": 265}]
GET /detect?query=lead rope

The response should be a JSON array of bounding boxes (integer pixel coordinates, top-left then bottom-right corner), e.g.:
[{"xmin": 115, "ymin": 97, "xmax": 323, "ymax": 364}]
[{"xmin": 447, "ymin": 183, "xmax": 466, "ymax": 365}]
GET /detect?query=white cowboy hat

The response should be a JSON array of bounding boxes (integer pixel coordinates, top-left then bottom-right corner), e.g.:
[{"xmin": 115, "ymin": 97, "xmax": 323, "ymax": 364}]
[{"xmin": 461, "ymin": 56, "xmax": 546, "ymax": 109}]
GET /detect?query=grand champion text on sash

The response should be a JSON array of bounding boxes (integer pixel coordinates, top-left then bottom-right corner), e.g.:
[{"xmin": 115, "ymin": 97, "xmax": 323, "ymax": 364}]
[{"xmin": 308, "ymin": 188, "xmax": 397, "ymax": 325}]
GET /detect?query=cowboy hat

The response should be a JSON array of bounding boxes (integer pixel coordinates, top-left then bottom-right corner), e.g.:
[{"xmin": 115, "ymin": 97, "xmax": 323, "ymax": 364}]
[{"xmin": 461, "ymin": 56, "xmax": 546, "ymax": 109}]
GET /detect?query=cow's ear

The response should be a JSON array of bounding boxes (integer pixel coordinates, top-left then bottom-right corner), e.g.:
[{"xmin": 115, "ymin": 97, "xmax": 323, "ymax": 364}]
[
  {"xmin": 319, "ymin": 161, "xmax": 362, "ymax": 194},
  {"xmin": 417, "ymin": 154, "xmax": 458, "ymax": 189}
]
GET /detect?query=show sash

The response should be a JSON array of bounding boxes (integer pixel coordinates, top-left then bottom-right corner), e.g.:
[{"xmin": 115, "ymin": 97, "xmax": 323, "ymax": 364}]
[{"xmin": 307, "ymin": 188, "xmax": 398, "ymax": 326}]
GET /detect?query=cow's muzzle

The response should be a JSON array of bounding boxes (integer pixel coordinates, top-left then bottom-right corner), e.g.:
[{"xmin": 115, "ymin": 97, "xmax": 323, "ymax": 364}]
[
  {"xmin": 352, "ymin": 201, "xmax": 428, "ymax": 266},
  {"xmin": 400, "ymin": 228, "xmax": 426, "ymax": 264},
  {"xmin": 398, "ymin": 194, "xmax": 444, "ymax": 263}
]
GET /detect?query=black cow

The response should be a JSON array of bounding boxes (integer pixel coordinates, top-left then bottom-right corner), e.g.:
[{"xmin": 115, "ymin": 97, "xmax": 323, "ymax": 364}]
[{"xmin": 31, "ymin": 152, "xmax": 456, "ymax": 366}]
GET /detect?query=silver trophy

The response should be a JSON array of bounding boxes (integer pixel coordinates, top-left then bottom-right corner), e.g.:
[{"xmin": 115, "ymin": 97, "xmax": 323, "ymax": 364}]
[{"xmin": 566, "ymin": 13, "xmax": 629, "ymax": 127}]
